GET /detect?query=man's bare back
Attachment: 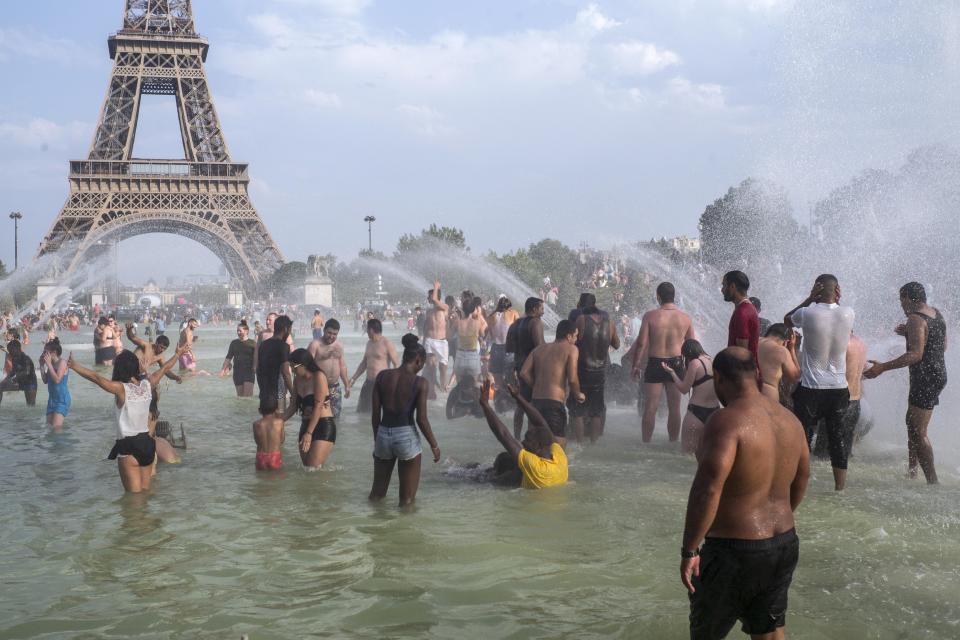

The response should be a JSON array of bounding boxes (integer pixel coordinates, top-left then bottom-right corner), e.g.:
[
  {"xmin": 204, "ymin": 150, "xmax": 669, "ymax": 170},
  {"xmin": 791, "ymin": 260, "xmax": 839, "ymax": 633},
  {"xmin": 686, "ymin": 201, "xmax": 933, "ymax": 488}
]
[
  {"xmin": 758, "ymin": 336, "xmax": 799, "ymax": 402},
  {"xmin": 639, "ymin": 306, "xmax": 693, "ymax": 359},
  {"xmin": 523, "ymin": 341, "xmax": 580, "ymax": 403}
]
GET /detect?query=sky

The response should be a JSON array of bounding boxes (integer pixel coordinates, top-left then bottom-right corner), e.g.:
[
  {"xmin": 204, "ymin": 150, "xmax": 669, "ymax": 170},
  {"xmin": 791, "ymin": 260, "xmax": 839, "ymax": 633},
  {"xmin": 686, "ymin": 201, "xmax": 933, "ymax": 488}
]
[{"xmin": 2, "ymin": 0, "xmax": 959, "ymax": 282}]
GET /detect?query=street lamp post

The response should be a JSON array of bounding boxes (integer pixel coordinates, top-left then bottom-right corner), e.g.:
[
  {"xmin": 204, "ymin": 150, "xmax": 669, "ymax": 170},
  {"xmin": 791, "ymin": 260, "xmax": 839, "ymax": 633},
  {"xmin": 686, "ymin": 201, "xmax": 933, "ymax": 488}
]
[
  {"xmin": 9, "ymin": 211, "xmax": 23, "ymax": 271},
  {"xmin": 363, "ymin": 215, "xmax": 376, "ymax": 253}
]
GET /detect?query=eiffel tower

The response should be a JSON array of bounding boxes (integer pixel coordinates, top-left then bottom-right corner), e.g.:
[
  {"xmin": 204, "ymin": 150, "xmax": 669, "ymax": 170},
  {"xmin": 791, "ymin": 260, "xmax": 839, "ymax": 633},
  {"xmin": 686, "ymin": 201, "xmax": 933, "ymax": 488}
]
[{"xmin": 37, "ymin": 0, "xmax": 284, "ymax": 293}]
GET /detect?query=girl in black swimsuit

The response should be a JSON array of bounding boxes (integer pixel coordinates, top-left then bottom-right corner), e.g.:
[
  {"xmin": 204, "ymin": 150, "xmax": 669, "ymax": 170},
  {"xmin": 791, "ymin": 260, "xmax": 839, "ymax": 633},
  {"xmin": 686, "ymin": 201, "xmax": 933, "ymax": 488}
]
[
  {"xmin": 285, "ymin": 349, "xmax": 336, "ymax": 470},
  {"xmin": 663, "ymin": 339, "xmax": 721, "ymax": 457}
]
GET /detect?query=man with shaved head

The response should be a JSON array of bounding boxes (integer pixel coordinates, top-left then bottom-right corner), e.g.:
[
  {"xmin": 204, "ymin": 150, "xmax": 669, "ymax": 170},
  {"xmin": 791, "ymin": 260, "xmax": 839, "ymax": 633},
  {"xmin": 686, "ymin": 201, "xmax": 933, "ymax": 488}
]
[
  {"xmin": 681, "ymin": 347, "xmax": 809, "ymax": 640},
  {"xmin": 785, "ymin": 274, "xmax": 856, "ymax": 491}
]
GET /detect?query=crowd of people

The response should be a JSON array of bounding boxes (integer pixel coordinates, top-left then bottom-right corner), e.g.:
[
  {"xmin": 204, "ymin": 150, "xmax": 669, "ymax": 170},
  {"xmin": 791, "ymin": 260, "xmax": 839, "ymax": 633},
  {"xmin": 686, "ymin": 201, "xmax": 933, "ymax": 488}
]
[{"xmin": 0, "ymin": 268, "xmax": 948, "ymax": 639}]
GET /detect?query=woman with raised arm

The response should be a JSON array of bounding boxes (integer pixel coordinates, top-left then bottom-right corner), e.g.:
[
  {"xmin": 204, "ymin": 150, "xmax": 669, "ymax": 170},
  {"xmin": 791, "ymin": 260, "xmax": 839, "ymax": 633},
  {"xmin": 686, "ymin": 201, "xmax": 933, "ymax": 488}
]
[
  {"xmin": 40, "ymin": 338, "xmax": 71, "ymax": 429},
  {"xmin": 68, "ymin": 344, "xmax": 186, "ymax": 493},
  {"xmin": 369, "ymin": 334, "xmax": 440, "ymax": 506}
]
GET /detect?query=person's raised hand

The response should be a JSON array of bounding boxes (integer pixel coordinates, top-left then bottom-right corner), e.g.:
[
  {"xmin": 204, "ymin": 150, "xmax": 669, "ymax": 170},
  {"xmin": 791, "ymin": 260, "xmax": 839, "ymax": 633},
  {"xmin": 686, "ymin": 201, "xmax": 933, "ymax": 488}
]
[
  {"xmin": 808, "ymin": 281, "xmax": 825, "ymax": 303},
  {"xmin": 681, "ymin": 556, "xmax": 701, "ymax": 594},
  {"xmin": 479, "ymin": 378, "xmax": 492, "ymax": 406},
  {"xmin": 67, "ymin": 352, "xmax": 76, "ymax": 369},
  {"xmin": 125, "ymin": 322, "xmax": 135, "ymax": 330},
  {"xmin": 506, "ymin": 383, "xmax": 520, "ymax": 400}
]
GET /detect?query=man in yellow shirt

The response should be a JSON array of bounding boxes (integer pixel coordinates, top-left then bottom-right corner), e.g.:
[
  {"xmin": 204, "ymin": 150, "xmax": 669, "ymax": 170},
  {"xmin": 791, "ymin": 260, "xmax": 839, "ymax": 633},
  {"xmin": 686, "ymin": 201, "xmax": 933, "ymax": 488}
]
[{"xmin": 479, "ymin": 378, "xmax": 568, "ymax": 489}]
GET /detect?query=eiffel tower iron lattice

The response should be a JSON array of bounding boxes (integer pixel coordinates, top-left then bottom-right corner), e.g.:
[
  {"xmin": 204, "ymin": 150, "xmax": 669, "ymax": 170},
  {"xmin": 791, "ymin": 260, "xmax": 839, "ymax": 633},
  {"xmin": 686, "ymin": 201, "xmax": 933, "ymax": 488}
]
[{"xmin": 36, "ymin": 0, "xmax": 284, "ymax": 292}]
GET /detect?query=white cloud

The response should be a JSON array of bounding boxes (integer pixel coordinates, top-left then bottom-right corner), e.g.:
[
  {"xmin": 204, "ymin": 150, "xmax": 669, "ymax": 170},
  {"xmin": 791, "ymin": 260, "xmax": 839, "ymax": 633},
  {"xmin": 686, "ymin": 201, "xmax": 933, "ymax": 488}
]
[
  {"xmin": 271, "ymin": 0, "xmax": 371, "ymax": 16},
  {"xmin": 304, "ymin": 89, "xmax": 342, "ymax": 108},
  {"xmin": 397, "ymin": 104, "xmax": 453, "ymax": 138},
  {"xmin": 606, "ymin": 41, "xmax": 681, "ymax": 76},
  {"xmin": 575, "ymin": 4, "xmax": 622, "ymax": 33},
  {"xmin": 0, "ymin": 118, "xmax": 88, "ymax": 148},
  {"xmin": 665, "ymin": 77, "xmax": 727, "ymax": 110}
]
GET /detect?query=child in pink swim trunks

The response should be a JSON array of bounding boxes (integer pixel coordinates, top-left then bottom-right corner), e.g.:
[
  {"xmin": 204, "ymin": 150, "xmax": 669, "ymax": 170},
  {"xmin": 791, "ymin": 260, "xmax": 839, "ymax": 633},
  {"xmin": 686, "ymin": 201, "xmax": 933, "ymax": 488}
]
[{"xmin": 253, "ymin": 396, "xmax": 284, "ymax": 471}]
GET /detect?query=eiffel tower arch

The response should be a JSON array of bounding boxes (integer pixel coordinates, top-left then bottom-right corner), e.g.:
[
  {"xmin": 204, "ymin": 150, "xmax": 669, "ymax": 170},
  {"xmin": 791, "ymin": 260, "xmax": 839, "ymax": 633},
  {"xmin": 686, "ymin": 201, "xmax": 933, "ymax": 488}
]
[{"xmin": 36, "ymin": 0, "xmax": 284, "ymax": 293}]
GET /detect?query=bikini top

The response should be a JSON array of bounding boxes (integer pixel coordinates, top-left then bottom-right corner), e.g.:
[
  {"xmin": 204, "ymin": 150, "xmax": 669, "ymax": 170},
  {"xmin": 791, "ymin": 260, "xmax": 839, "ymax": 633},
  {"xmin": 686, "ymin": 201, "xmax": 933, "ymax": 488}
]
[
  {"xmin": 691, "ymin": 357, "xmax": 713, "ymax": 388},
  {"xmin": 296, "ymin": 393, "xmax": 316, "ymax": 416},
  {"xmin": 380, "ymin": 374, "xmax": 420, "ymax": 427}
]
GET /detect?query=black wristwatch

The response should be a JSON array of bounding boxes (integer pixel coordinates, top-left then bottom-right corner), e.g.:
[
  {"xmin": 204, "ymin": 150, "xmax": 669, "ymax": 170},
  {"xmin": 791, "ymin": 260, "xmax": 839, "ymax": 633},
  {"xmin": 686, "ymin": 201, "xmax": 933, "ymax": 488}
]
[{"xmin": 681, "ymin": 547, "xmax": 700, "ymax": 559}]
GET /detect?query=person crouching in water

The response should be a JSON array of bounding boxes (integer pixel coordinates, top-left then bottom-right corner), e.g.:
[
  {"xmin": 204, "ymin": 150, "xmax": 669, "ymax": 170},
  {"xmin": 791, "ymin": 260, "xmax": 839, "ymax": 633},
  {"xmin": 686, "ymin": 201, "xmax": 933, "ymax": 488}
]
[
  {"xmin": 369, "ymin": 334, "xmax": 441, "ymax": 506},
  {"xmin": 286, "ymin": 348, "xmax": 336, "ymax": 470},
  {"xmin": 662, "ymin": 339, "xmax": 721, "ymax": 457},
  {"xmin": 253, "ymin": 395, "xmax": 285, "ymax": 471},
  {"xmin": 67, "ymin": 345, "xmax": 185, "ymax": 493}
]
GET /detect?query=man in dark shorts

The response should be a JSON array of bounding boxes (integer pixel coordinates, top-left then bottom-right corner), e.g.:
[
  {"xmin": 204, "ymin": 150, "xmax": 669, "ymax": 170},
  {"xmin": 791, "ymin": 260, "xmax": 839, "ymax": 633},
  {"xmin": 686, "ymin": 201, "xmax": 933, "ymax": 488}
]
[
  {"xmin": 506, "ymin": 297, "xmax": 545, "ymax": 438},
  {"xmin": 681, "ymin": 347, "xmax": 809, "ymax": 640},
  {"xmin": 221, "ymin": 321, "xmax": 257, "ymax": 397},
  {"xmin": 256, "ymin": 315, "xmax": 293, "ymax": 408},
  {"xmin": 0, "ymin": 340, "xmax": 38, "ymax": 407},
  {"xmin": 572, "ymin": 295, "xmax": 619, "ymax": 443},
  {"xmin": 520, "ymin": 320, "xmax": 583, "ymax": 447},
  {"xmin": 864, "ymin": 282, "xmax": 945, "ymax": 484},
  {"xmin": 632, "ymin": 282, "xmax": 695, "ymax": 442}
]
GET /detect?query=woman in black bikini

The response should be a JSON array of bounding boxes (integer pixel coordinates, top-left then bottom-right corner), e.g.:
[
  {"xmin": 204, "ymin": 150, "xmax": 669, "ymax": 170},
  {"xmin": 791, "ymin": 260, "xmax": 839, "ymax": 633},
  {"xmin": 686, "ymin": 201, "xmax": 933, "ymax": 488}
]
[
  {"xmin": 663, "ymin": 339, "xmax": 720, "ymax": 457},
  {"xmin": 285, "ymin": 349, "xmax": 336, "ymax": 470}
]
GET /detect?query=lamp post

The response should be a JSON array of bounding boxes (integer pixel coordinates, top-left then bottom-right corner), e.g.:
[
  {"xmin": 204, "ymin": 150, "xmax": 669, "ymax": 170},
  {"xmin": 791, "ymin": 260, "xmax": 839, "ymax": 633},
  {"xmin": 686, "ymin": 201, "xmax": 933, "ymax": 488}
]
[
  {"xmin": 9, "ymin": 211, "xmax": 23, "ymax": 271},
  {"xmin": 363, "ymin": 215, "xmax": 376, "ymax": 253}
]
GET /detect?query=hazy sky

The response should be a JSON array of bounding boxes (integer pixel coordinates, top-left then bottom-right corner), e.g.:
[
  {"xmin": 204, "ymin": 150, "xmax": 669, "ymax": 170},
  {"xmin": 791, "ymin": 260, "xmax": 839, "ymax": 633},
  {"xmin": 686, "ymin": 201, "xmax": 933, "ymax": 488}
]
[{"xmin": 2, "ymin": 0, "xmax": 959, "ymax": 281}]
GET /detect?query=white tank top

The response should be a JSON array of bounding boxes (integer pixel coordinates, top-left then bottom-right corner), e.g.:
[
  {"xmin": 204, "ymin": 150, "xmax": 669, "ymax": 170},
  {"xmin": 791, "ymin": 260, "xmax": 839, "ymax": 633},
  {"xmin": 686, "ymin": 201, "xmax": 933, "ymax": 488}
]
[{"xmin": 116, "ymin": 379, "xmax": 152, "ymax": 439}]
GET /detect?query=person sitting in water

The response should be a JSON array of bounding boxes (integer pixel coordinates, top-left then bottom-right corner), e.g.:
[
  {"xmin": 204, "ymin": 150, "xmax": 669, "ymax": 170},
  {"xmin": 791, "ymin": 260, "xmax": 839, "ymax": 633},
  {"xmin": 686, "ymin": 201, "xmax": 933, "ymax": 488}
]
[
  {"xmin": 284, "ymin": 348, "xmax": 337, "ymax": 470},
  {"xmin": 253, "ymin": 395, "xmax": 285, "ymax": 472},
  {"xmin": 39, "ymin": 338, "xmax": 70, "ymax": 429},
  {"xmin": 0, "ymin": 339, "xmax": 38, "ymax": 408},
  {"xmin": 478, "ymin": 378, "xmax": 568, "ymax": 490},
  {"xmin": 369, "ymin": 334, "xmax": 441, "ymax": 507},
  {"xmin": 67, "ymin": 345, "xmax": 186, "ymax": 493},
  {"xmin": 662, "ymin": 339, "xmax": 721, "ymax": 457}
]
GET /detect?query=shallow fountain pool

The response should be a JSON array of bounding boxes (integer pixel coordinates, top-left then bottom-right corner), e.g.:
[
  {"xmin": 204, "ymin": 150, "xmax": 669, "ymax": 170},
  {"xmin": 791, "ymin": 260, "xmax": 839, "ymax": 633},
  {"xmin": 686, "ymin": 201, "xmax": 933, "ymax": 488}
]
[{"xmin": 0, "ymin": 325, "xmax": 958, "ymax": 639}]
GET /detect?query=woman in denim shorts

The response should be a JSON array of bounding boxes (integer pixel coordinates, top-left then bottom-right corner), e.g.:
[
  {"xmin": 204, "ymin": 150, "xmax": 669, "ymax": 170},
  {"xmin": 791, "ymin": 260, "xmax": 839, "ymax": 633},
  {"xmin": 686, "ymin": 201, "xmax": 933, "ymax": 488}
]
[{"xmin": 369, "ymin": 334, "xmax": 441, "ymax": 506}]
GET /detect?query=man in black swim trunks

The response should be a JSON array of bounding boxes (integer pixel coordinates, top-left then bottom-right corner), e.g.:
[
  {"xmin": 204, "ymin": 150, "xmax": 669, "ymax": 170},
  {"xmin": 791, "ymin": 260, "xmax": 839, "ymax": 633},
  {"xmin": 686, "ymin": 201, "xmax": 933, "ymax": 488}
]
[
  {"xmin": 864, "ymin": 282, "xmax": 946, "ymax": 484},
  {"xmin": 681, "ymin": 347, "xmax": 809, "ymax": 640},
  {"xmin": 506, "ymin": 297, "xmax": 545, "ymax": 438},
  {"xmin": 632, "ymin": 282, "xmax": 695, "ymax": 443},
  {"xmin": 520, "ymin": 320, "xmax": 584, "ymax": 447},
  {"xmin": 573, "ymin": 295, "xmax": 620, "ymax": 444},
  {"xmin": 256, "ymin": 315, "xmax": 294, "ymax": 410}
]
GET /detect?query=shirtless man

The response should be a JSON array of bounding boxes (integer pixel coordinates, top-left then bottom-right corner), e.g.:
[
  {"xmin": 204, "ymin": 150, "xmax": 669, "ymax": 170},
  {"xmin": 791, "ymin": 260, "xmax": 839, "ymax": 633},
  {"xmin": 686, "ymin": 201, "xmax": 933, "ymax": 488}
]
[
  {"xmin": 125, "ymin": 322, "xmax": 183, "ymax": 384},
  {"xmin": 350, "ymin": 318, "xmax": 399, "ymax": 414},
  {"xmin": 573, "ymin": 295, "xmax": 620, "ymax": 444},
  {"xmin": 681, "ymin": 347, "xmax": 810, "ymax": 640},
  {"xmin": 757, "ymin": 323, "xmax": 800, "ymax": 403},
  {"xmin": 507, "ymin": 297, "xmax": 546, "ymax": 438},
  {"xmin": 520, "ymin": 320, "xmax": 584, "ymax": 448},
  {"xmin": 632, "ymin": 282, "xmax": 695, "ymax": 443},
  {"xmin": 310, "ymin": 309, "xmax": 326, "ymax": 342},
  {"xmin": 423, "ymin": 281, "xmax": 450, "ymax": 393},
  {"xmin": 307, "ymin": 318, "xmax": 351, "ymax": 419}
]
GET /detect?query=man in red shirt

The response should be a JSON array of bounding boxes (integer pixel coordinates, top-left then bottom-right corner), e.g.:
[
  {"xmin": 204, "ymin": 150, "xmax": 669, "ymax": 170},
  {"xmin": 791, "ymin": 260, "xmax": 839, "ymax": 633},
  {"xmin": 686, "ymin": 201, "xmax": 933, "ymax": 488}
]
[{"xmin": 722, "ymin": 271, "xmax": 760, "ymax": 366}]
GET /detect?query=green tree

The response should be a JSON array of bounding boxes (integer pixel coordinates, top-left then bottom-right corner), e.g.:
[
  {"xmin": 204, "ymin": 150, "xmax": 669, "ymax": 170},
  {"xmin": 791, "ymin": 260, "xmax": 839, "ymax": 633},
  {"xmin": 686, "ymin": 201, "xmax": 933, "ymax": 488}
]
[
  {"xmin": 266, "ymin": 261, "xmax": 307, "ymax": 299},
  {"xmin": 395, "ymin": 224, "xmax": 467, "ymax": 256}
]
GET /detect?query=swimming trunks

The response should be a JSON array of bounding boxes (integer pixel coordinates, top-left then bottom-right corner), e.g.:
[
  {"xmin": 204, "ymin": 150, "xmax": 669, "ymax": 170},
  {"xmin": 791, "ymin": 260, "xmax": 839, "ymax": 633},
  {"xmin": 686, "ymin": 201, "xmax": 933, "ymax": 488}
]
[
  {"xmin": 255, "ymin": 450, "xmax": 283, "ymax": 471},
  {"xmin": 108, "ymin": 432, "xmax": 156, "ymax": 467},
  {"xmin": 312, "ymin": 328, "xmax": 324, "ymax": 341},
  {"xmin": 356, "ymin": 379, "xmax": 374, "ymax": 413},
  {"xmin": 908, "ymin": 310, "xmax": 947, "ymax": 410},
  {"xmin": 792, "ymin": 385, "xmax": 850, "ymax": 469},
  {"xmin": 489, "ymin": 343, "xmax": 507, "ymax": 374},
  {"xmin": 644, "ymin": 356, "xmax": 685, "ymax": 384},
  {"xmin": 689, "ymin": 528, "xmax": 799, "ymax": 639},
  {"xmin": 95, "ymin": 346, "xmax": 117, "ymax": 364},
  {"xmin": 328, "ymin": 383, "xmax": 343, "ymax": 419},
  {"xmin": 424, "ymin": 338, "xmax": 449, "ymax": 366},
  {"xmin": 567, "ymin": 385, "xmax": 606, "ymax": 419},
  {"xmin": 531, "ymin": 398, "xmax": 567, "ymax": 437},
  {"xmin": 178, "ymin": 351, "xmax": 197, "ymax": 371},
  {"xmin": 688, "ymin": 403, "xmax": 719, "ymax": 424},
  {"xmin": 373, "ymin": 424, "xmax": 422, "ymax": 461},
  {"xmin": 299, "ymin": 416, "xmax": 337, "ymax": 444},
  {"xmin": 454, "ymin": 349, "xmax": 482, "ymax": 378}
]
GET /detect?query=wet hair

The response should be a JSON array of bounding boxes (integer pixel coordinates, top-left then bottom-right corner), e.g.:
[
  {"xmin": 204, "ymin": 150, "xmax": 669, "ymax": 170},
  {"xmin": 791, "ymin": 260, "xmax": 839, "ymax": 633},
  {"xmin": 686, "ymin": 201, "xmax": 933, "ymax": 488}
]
[
  {"xmin": 900, "ymin": 282, "xmax": 926, "ymax": 303},
  {"xmin": 723, "ymin": 270, "xmax": 750, "ymax": 294},
  {"xmin": 44, "ymin": 338, "xmax": 62, "ymax": 356},
  {"xmin": 713, "ymin": 347, "xmax": 756, "ymax": 386},
  {"xmin": 680, "ymin": 339, "xmax": 706, "ymax": 364},
  {"xmin": 111, "ymin": 350, "xmax": 142, "ymax": 383},
  {"xmin": 657, "ymin": 282, "xmax": 676, "ymax": 304},
  {"xmin": 472, "ymin": 296, "xmax": 482, "ymax": 310},
  {"xmin": 749, "ymin": 296, "xmax": 762, "ymax": 311},
  {"xmin": 187, "ymin": 317, "xmax": 198, "ymax": 325},
  {"xmin": 324, "ymin": 318, "xmax": 340, "ymax": 332},
  {"xmin": 555, "ymin": 319, "xmax": 576, "ymax": 340},
  {"xmin": 815, "ymin": 274, "xmax": 838, "ymax": 288},
  {"xmin": 463, "ymin": 298, "xmax": 478, "ymax": 316},
  {"xmin": 495, "ymin": 296, "xmax": 512, "ymax": 312},
  {"xmin": 444, "ymin": 295, "xmax": 457, "ymax": 307},
  {"xmin": 367, "ymin": 318, "xmax": 383, "ymax": 334},
  {"xmin": 155, "ymin": 335, "xmax": 170, "ymax": 349},
  {"xmin": 259, "ymin": 395, "xmax": 278, "ymax": 416},
  {"xmin": 97, "ymin": 316, "xmax": 110, "ymax": 326},
  {"xmin": 7, "ymin": 339, "xmax": 21, "ymax": 353},
  {"xmin": 525, "ymin": 297, "xmax": 543, "ymax": 314},
  {"xmin": 578, "ymin": 293, "xmax": 596, "ymax": 309},
  {"xmin": 401, "ymin": 333, "xmax": 426, "ymax": 364},
  {"xmin": 238, "ymin": 321, "xmax": 249, "ymax": 329},
  {"xmin": 765, "ymin": 323, "xmax": 791, "ymax": 340},
  {"xmin": 273, "ymin": 315, "xmax": 293, "ymax": 335},
  {"xmin": 288, "ymin": 348, "xmax": 321, "ymax": 373}
]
